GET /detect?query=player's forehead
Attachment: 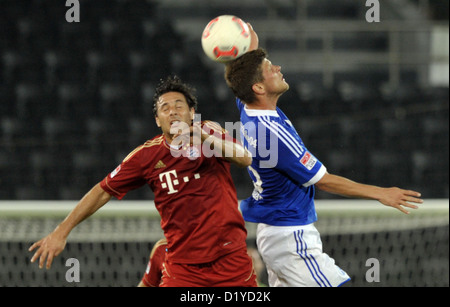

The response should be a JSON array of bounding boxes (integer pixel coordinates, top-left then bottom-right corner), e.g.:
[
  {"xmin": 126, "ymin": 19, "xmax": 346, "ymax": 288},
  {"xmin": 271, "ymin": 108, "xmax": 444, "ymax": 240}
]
[
  {"xmin": 157, "ymin": 92, "xmax": 188, "ymax": 107},
  {"xmin": 260, "ymin": 58, "xmax": 274, "ymax": 73},
  {"xmin": 262, "ymin": 58, "xmax": 272, "ymax": 68}
]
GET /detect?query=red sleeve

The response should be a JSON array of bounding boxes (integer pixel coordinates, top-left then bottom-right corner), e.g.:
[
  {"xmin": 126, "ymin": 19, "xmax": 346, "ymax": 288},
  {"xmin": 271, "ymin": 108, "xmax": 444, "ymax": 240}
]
[
  {"xmin": 141, "ymin": 241, "xmax": 167, "ymax": 287},
  {"xmin": 201, "ymin": 120, "xmax": 237, "ymax": 143},
  {"xmin": 100, "ymin": 149, "xmax": 147, "ymax": 200},
  {"xmin": 201, "ymin": 121, "xmax": 241, "ymax": 161}
]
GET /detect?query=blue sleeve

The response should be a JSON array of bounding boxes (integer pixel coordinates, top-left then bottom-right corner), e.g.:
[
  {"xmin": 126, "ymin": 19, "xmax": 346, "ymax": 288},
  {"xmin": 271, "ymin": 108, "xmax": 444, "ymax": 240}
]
[
  {"xmin": 236, "ymin": 98, "xmax": 244, "ymax": 112},
  {"xmin": 256, "ymin": 122, "xmax": 326, "ymax": 187}
]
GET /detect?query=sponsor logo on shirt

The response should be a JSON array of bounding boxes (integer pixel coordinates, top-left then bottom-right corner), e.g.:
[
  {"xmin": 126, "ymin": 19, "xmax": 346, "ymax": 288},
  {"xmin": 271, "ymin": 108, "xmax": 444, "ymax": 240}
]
[
  {"xmin": 300, "ymin": 152, "xmax": 317, "ymax": 171},
  {"xmin": 159, "ymin": 170, "xmax": 201, "ymax": 195},
  {"xmin": 154, "ymin": 160, "xmax": 166, "ymax": 169}
]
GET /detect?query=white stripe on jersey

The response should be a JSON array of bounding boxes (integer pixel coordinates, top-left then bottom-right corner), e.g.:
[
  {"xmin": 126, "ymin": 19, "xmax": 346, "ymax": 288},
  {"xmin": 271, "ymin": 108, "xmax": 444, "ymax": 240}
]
[
  {"xmin": 271, "ymin": 121, "xmax": 305, "ymax": 156},
  {"xmin": 258, "ymin": 116, "xmax": 304, "ymax": 159}
]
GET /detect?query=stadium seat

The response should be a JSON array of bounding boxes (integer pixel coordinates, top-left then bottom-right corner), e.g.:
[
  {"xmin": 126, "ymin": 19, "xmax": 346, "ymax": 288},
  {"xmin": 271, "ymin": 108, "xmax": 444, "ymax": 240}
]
[
  {"xmin": 70, "ymin": 151, "xmax": 106, "ymax": 190},
  {"xmin": 421, "ymin": 117, "xmax": 449, "ymax": 150},
  {"xmin": 1, "ymin": 117, "xmax": 24, "ymax": 143},
  {"xmin": 411, "ymin": 150, "xmax": 449, "ymax": 190},
  {"xmin": 367, "ymin": 150, "xmax": 412, "ymax": 187},
  {"xmin": 43, "ymin": 50, "xmax": 87, "ymax": 84},
  {"xmin": 56, "ymin": 82, "xmax": 98, "ymax": 118},
  {"xmin": 379, "ymin": 118, "xmax": 417, "ymax": 150},
  {"xmin": 127, "ymin": 117, "xmax": 157, "ymax": 147},
  {"xmin": 84, "ymin": 117, "xmax": 126, "ymax": 154},
  {"xmin": 337, "ymin": 117, "xmax": 381, "ymax": 151},
  {"xmin": 14, "ymin": 186, "xmax": 50, "ymax": 200},
  {"xmin": 325, "ymin": 149, "xmax": 367, "ymax": 182},
  {"xmin": 88, "ymin": 50, "xmax": 132, "ymax": 85},
  {"xmin": 0, "ymin": 150, "xmax": 16, "ymax": 199},
  {"xmin": 58, "ymin": 186, "xmax": 88, "ymax": 200},
  {"xmin": 42, "ymin": 117, "xmax": 78, "ymax": 144},
  {"xmin": 0, "ymin": 1, "xmax": 447, "ymax": 202},
  {"xmin": 380, "ymin": 83, "xmax": 424, "ymax": 106},
  {"xmin": 0, "ymin": 85, "xmax": 14, "ymax": 116},
  {"xmin": 15, "ymin": 82, "xmax": 55, "ymax": 132}
]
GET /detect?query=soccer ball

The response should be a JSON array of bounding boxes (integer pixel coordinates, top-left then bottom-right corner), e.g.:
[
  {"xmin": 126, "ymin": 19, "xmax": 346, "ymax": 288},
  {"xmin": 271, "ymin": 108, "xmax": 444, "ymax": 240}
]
[{"xmin": 201, "ymin": 15, "xmax": 251, "ymax": 63}]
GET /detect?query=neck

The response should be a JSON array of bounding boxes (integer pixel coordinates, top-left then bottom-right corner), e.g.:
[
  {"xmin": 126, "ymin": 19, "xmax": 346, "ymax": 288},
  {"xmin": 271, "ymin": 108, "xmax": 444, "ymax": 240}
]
[
  {"xmin": 245, "ymin": 97, "xmax": 278, "ymax": 111},
  {"xmin": 164, "ymin": 133, "xmax": 176, "ymax": 145}
]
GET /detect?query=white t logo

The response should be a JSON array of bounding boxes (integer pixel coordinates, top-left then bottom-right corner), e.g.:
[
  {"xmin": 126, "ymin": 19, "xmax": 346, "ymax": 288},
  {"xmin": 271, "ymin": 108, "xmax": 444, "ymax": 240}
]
[{"xmin": 159, "ymin": 170, "xmax": 179, "ymax": 194}]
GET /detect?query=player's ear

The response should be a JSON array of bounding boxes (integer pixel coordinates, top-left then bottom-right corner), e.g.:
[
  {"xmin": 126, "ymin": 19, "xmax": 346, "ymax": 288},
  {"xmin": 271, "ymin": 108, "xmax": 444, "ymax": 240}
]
[
  {"xmin": 155, "ymin": 116, "xmax": 161, "ymax": 128},
  {"xmin": 252, "ymin": 83, "xmax": 265, "ymax": 95}
]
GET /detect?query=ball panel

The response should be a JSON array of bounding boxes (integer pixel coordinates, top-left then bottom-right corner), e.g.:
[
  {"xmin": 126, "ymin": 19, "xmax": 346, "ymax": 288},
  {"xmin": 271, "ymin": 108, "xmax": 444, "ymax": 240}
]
[{"xmin": 201, "ymin": 15, "xmax": 251, "ymax": 63}]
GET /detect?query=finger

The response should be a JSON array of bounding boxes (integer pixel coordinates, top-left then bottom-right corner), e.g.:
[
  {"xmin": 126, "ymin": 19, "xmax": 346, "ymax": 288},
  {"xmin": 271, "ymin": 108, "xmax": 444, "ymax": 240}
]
[
  {"xmin": 405, "ymin": 190, "xmax": 422, "ymax": 198},
  {"xmin": 39, "ymin": 250, "xmax": 48, "ymax": 269},
  {"xmin": 396, "ymin": 205, "xmax": 410, "ymax": 215},
  {"xmin": 30, "ymin": 246, "xmax": 43, "ymax": 263},
  {"xmin": 46, "ymin": 252, "xmax": 55, "ymax": 270},
  {"xmin": 28, "ymin": 241, "xmax": 40, "ymax": 252},
  {"xmin": 404, "ymin": 196, "xmax": 422, "ymax": 205},
  {"xmin": 397, "ymin": 201, "xmax": 420, "ymax": 214},
  {"xmin": 403, "ymin": 201, "xmax": 419, "ymax": 209},
  {"xmin": 407, "ymin": 198, "xmax": 423, "ymax": 204},
  {"xmin": 401, "ymin": 192, "xmax": 423, "ymax": 204}
]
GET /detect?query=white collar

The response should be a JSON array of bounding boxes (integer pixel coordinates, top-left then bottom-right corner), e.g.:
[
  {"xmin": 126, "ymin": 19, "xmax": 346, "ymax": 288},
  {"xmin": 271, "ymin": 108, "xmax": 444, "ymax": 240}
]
[{"xmin": 244, "ymin": 105, "xmax": 279, "ymax": 117}]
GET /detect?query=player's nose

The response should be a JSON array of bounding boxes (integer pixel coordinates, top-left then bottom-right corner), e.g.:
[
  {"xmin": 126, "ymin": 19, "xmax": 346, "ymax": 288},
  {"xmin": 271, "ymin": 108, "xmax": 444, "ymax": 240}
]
[{"xmin": 168, "ymin": 106, "xmax": 178, "ymax": 115}]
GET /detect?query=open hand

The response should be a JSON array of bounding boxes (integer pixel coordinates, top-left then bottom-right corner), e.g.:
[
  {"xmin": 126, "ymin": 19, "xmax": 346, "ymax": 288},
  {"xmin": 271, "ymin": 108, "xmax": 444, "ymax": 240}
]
[
  {"xmin": 29, "ymin": 232, "xmax": 67, "ymax": 269},
  {"xmin": 378, "ymin": 187, "xmax": 423, "ymax": 214}
]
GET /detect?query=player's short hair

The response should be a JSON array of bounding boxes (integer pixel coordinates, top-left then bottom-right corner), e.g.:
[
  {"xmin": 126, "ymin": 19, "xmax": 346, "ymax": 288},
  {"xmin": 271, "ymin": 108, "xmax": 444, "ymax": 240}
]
[
  {"xmin": 224, "ymin": 48, "xmax": 267, "ymax": 104},
  {"xmin": 153, "ymin": 75, "xmax": 198, "ymax": 116}
]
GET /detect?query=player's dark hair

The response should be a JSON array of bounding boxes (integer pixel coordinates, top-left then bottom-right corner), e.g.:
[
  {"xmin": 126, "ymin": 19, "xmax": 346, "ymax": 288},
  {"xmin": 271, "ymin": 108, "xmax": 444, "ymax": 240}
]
[
  {"xmin": 224, "ymin": 48, "xmax": 267, "ymax": 104},
  {"xmin": 153, "ymin": 75, "xmax": 198, "ymax": 116}
]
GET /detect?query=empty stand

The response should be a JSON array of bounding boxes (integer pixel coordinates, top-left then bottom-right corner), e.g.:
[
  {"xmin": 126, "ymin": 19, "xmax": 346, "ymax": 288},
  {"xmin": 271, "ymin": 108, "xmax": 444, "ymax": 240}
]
[{"xmin": 0, "ymin": 1, "xmax": 447, "ymax": 201}]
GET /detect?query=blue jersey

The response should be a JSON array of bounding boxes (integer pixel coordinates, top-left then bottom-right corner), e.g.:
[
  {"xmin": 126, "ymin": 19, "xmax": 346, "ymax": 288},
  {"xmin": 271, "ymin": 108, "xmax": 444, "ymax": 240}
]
[{"xmin": 237, "ymin": 98, "xmax": 327, "ymax": 226}]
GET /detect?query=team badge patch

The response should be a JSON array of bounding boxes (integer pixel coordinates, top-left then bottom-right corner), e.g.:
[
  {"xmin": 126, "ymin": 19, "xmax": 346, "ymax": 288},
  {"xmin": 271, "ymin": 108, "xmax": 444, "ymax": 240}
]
[
  {"xmin": 110, "ymin": 165, "xmax": 121, "ymax": 178},
  {"xmin": 186, "ymin": 146, "xmax": 201, "ymax": 161},
  {"xmin": 300, "ymin": 152, "xmax": 317, "ymax": 170}
]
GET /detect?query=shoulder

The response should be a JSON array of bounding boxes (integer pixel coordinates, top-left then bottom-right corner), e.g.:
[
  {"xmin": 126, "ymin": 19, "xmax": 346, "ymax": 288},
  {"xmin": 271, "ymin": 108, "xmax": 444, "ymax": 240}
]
[
  {"xmin": 123, "ymin": 135, "xmax": 165, "ymax": 163},
  {"xmin": 150, "ymin": 238, "xmax": 168, "ymax": 259}
]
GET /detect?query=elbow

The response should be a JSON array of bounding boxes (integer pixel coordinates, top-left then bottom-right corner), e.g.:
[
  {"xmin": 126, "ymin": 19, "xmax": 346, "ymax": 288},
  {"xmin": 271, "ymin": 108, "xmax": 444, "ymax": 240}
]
[
  {"xmin": 313, "ymin": 172, "xmax": 331, "ymax": 191},
  {"xmin": 236, "ymin": 156, "xmax": 252, "ymax": 168},
  {"xmin": 242, "ymin": 156, "xmax": 253, "ymax": 168}
]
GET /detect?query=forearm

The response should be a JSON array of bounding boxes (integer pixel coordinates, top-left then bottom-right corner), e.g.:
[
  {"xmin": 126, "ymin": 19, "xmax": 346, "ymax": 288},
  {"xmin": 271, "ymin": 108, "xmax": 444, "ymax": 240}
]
[
  {"xmin": 54, "ymin": 183, "xmax": 112, "ymax": 238},
  {"xmin": 315, "ymin": 173, "xmax": 384, "ymax": 201},
  {"xmin": 315, "ymin": 172, "xmax": 422, "ymax": 214},
  {"xmin": 203, "ymin": 134, "xmax": 252, "ymax": 168}
]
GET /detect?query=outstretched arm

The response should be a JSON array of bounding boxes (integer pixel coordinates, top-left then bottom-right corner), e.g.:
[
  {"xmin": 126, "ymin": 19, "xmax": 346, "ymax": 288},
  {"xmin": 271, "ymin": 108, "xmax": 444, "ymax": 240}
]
[
  {"xmin": 172, "ymin": 121, "xmax": 252, "ymax": 168},
  {"xmin": 202, "ymin": 131, "xmax": 252, "ymax": 168},
  {"xmin": 247, "ymin": 23, "xmax": 259, "ymax": 51},
  {"xmin": 315, "ymin": 172, "xmax": 423, "ymax": 214},
  {"xmin": 29, "ymin": 183, "xmax": 112, "ymax": 269}
]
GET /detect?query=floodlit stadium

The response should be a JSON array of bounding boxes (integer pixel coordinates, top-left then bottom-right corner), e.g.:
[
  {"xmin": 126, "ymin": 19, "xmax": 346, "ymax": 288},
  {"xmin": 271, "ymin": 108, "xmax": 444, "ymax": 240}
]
[{"xmin": 0, "ymin": 0, "xmax": 448, "ymax": 288}]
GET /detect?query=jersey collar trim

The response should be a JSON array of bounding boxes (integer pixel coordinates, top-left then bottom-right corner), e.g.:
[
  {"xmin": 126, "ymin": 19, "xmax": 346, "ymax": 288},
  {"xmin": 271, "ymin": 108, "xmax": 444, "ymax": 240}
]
[{"xmin": 244, "ymin": 106, "xmax": 279, "ymax": 117}]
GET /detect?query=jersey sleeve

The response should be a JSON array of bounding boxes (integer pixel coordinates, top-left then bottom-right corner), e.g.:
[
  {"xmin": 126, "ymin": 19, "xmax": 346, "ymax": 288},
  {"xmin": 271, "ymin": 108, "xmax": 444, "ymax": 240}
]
[
  {"xmin": 201, "ymin": 120, "xmax": 241, "ymax": 161},
  {"xmin": 141, "ymin": 240, "xmax": 167, "ymax": 287},
  {"xmin": 100, "ymin": 149, "xmax": 147, "ymax": 200},
  {"xmin": 236, "ymin": 98, "xmax": 244, "ymax": 112},
  {"xmin": 257, "ymin": 120, "xmax": 327, "ymax": 187}
]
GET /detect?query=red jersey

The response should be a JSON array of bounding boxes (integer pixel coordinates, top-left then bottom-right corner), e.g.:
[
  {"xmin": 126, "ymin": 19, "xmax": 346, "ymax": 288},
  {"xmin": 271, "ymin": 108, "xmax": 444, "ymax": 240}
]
[
  {"xmin": 100, "ymin": 122, "xmax": 248, "ymax": 264},
  {"xmin": 141, "ymin": 239, "xmax": 167, "ymax": 287}
]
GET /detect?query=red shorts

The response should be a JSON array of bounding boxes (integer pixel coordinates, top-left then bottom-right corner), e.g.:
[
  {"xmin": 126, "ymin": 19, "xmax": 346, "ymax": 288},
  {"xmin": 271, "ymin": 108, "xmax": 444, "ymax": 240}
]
[{"xmin": 160, "ymin": 247, "xmax": 257, "ymax": 287}]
